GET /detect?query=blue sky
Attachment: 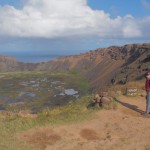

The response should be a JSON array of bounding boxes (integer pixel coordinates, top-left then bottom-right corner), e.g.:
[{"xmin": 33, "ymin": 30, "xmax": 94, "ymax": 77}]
[
  {"xmin": 1, "ymin": 0, "xmax": 150, "ymax": 17},
  {"xmin": 0, "ymin": 0, "xmax": 150, "ymax": 58},
  {"xmin": 88, "ymin": 0, "xmax": 150, "ymax": 17}
]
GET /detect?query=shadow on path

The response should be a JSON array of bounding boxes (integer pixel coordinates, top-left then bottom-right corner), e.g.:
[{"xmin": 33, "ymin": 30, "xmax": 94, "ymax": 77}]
[{"xmin": 114, "ymin": 98, "xmax": 145, "ymax": 114}]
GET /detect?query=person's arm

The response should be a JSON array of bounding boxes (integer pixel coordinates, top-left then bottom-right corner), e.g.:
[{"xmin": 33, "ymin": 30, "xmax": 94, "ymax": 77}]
[{"xmin": 145, "ymin": 79, "xmax": 147, "ymax": 91}]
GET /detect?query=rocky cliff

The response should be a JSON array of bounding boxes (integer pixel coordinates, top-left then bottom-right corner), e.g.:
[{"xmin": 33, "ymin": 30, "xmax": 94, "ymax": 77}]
[
  {"xmin": 0, "ymin": 43, "xmax": 150, "ymax": 90},
  {"xmin": 0, "ymin": 55, "xmax": 17, "ymax": 72},
  {"xmin": 0, "ymin": 55, "xmax": 38, "ymax": 72},
  {"xmin": 37, "ymin": 43, "xmax": 150, "ymax": 90}
]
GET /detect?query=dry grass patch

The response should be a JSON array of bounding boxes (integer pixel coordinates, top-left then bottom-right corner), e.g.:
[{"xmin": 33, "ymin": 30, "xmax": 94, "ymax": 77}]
[
  {"xmin": 21, "ymin": 128, "xmax": 61, "ymax": 149},
  {"xmin": 80, "ymin": 128, "xmax": 99, "ymax": 140}
]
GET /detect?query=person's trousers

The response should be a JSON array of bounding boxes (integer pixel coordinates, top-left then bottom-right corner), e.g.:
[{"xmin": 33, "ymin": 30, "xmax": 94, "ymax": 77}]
[{"xmin": 146, "ymin": 92, "xmax": 150, "ymax": 114}]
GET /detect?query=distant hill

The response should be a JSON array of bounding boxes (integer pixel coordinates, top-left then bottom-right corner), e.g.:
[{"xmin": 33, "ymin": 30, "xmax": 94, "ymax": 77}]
[
  {"xmin": 0, "ymin": 55, "xmax": 17, "ymax": 72},
  {"xmin": 0, "ymin": 55, "xmax": 38, "ymax": 72},
  {"xmin": 0, "ymin": 43, "xmax": 150, "ymax": 90},
  {"xmin": 38, "ymin": 43, "xmax": 150, "ymax": 90}
]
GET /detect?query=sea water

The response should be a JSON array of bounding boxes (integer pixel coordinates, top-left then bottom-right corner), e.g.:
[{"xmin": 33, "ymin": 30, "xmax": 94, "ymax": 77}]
[{"xmin": 0, "ymin": 51, "xmax": 61, "ymax": 63}]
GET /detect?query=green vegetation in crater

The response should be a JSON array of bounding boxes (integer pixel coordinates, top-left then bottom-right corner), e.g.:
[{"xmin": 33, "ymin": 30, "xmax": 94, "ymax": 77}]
[{"xmin": 0, "ymin": 71, "xmax": 90, "ymax": 111}]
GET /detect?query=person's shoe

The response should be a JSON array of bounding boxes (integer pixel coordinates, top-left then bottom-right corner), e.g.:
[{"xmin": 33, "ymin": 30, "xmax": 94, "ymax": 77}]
[
  {"xmin": 141, "ymin": 112, "xmax": 148, "ymax": 115},
  {"xmin": 143, "ymin": 113, "xmax": 150, "ymax": 118}
]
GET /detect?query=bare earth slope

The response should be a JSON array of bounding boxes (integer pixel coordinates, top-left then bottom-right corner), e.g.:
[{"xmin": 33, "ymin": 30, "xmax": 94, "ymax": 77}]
[
  {"xmin": 0, "ymin": 43, "xmax": 150, "ymax": 89},
  {"xmin": 20, "ymin": 95, "xmax": 150, "ymax": 150},
  {"xmin": 38, "ymin": 43, "xmax": 150, "ymax": 89},
  {"xmin": 0, "ymin": 55, "xmax": 38, "ymax": 72},
  {"xmin": 0, "ymin": 55, "xmax": 17, "ymax": 72}
]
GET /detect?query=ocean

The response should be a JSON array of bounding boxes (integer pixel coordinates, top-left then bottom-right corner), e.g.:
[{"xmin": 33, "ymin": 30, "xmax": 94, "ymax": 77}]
[
  {"xmin": 0, "ymin": 52, "xmax": 61, "ymax": 63},
  {"xmin": 14, "ymin": 54, "xmax": 60, "ymax": 63}
]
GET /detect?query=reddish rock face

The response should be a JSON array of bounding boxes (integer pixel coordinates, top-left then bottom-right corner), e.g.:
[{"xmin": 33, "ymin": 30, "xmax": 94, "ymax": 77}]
[
  {"xmin": 0, "ymin": 55, "xmax": 17, "ymax": 72},
  {"xmin": 101, "ymin": 97, "xmax": 112, "ymax": 104},
  {"xmin": 41, "ymin": 43, "xmax": 150, "ymax": 90},
  {"xmin": 0, "ymin": 43, "xmax": 150, "ymax": 90},
  {"xmin": 0, "ymin": 55, "xmax": 38, "ymax": 72}
]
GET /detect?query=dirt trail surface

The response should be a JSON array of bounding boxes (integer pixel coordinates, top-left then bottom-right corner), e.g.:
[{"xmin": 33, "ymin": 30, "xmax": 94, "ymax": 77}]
[{"xmin": 20, "ymin": 95, "xmax": 150, "ymax": 150}]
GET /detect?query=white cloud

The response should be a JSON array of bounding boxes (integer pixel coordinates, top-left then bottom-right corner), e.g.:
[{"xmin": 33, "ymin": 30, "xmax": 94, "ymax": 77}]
[
  {"xmin": 141, "ymin": 0, "xmax": 150, "ymax": 9},
  {"xmin": 0, "ymin": 0, "xmax": 149, "ymax": 39},
  {"xmin": 122, "ymin": 15, "xmax": 142, "ymax": 38}
]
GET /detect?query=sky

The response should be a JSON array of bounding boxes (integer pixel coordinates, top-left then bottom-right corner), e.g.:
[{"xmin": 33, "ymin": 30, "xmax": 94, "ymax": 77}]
[{"xmin": 0, "ymin": 0, "xmax": 150, "ymax": 56}]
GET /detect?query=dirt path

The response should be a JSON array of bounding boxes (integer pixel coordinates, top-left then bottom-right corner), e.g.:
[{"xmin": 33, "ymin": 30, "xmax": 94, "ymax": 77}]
[{"xmin": 21, "ymin": 95, "xmax": 150, "ymax": 150}]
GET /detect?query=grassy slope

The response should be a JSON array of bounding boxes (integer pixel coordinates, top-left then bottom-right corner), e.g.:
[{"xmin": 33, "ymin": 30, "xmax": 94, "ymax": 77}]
[
  {"xmin": 0, "ymin": 71, "xmax": 89, "ymax": 110},
  {"xmin": 0, "ymin": 71, "xmax": 93, "ymax": 150},
  {"xmin": 0, "ymin": 95, "xmax": 94, "ymax": 150},
  {"xmin": 0, "ymin": 71, "xmax": 119, "ymax": 150}
]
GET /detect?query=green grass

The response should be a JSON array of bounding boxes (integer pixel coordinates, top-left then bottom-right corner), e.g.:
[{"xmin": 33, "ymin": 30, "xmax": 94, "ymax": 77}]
[
  {"xmin": 0, "ymin": 95, "xmax": 118, "ymax": 150},
  {"xmin": 0, "ymin": 95, "xmax": 95, "ymax": 150},
  {"xmin": 0, "ymin": 71, "xmax": 90, "ymax": 112},
  {"xmin": 37, "ymin": 95, "xmax": 94, "ymax": 124},
  {"xmin": 0, "ymin": 71, "xmax": 119, "ymax": 149},
  {"xmin": 0, "ymin": 71, "xmax": 92, "ymax": 149},
  {"xmin": 101, "ymin": 100, "xmax": 118, "ymax": 110}
]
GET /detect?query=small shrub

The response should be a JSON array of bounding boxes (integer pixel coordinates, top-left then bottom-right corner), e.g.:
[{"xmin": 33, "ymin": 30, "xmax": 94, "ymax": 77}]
[{"xmin": 101, "ymin": 100, "xmax": 118, "ymax": 110}]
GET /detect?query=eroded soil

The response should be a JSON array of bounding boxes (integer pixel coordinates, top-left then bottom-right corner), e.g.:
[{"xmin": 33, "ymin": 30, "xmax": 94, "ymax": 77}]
[{"xmin": 19, "ymin": 95, "xmax": 150, "ymax": 150}]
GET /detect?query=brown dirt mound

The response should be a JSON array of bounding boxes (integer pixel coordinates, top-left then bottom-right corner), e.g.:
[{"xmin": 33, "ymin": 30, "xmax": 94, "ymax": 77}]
[
  {"xmin": 80, "ymin": 128, "xmax": 99, "ymax": 140},
  {"xmin": 22, "ymin": 128, "xmax": 61, "ymax": 149},
  {"xmin": 19, "ymin": 95, "xmax": 150, "ymax": 150}
]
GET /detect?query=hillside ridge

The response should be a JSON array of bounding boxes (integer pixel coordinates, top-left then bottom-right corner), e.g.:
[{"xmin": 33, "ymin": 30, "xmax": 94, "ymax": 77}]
[
  {"xmin": 0, "ymin": 43, "xmax": 150, "ymax": 90},
  {"xmin": 38, "ymin": 43, "xmax": 150, "ymax": 90}
]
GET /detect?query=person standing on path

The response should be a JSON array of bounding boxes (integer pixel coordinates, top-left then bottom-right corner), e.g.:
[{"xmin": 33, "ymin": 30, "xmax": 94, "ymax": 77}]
[{"xmin": 145, "ymin": 72, "xmax": 150, "ymax": 114}]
